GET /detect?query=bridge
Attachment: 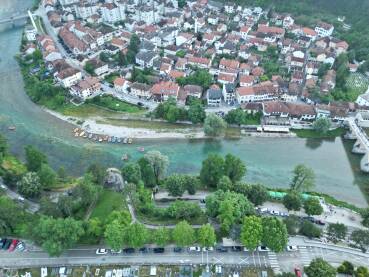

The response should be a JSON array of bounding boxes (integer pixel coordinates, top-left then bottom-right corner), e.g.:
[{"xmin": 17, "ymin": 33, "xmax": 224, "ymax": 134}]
[
  {"xmin": 345, "ymin": 117, "xmax": 369, "ymax": 172},
  {"xmin": 0, "ymin": 13, "xmax": 28, "ymax": 25}
]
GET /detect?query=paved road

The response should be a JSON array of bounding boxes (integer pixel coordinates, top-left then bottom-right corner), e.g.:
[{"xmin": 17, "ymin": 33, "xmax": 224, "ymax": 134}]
[
  {"xmin": 0, "ymin": 178, "xmax": 39, "ymax": 213},
  {"xmin": 1, "ymin": 240, "xmax": 369, "ymax": 273}
]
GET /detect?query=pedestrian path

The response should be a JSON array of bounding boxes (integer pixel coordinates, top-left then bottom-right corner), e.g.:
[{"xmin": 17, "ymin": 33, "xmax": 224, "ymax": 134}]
[
  {"xmin": 267, "ymin": 252, "xmax": 281, "ymax": 273},
  {"xmin": 298, "ymin": 246, "xmax": 311, "ymax": 266}
]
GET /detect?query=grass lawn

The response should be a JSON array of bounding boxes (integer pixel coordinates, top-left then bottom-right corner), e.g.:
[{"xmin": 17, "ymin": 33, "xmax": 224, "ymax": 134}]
[
  {"xmin": 90, "ymin": 190, "xmax": 126, "ymax": 222},
  {"xmin": 98, "ymin": 118, "xmax": 194, "ymax": 130},
  {"xmin": 346, "ymin": 73, "xmax": 369, "ymax": 94},
  {"xmin": 88, "ymin": 96, "xmax": 144, "ymax": 113},
  {"xmin": 292, "ymin": 127, "xmax": 345, "ymax": 138}
]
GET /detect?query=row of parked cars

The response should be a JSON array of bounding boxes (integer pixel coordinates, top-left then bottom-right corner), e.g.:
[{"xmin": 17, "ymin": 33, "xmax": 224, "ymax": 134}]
[
  {"xmin": 258, "ymin": 208, "xmax": 326, "ymax": 226},
  {"xmin": 0, "ymin": 238, "xmax": 25, "ymax": 252},
  {"xmin": 96, "ymin": 245, "xmax": 278, "ymax": 256}
]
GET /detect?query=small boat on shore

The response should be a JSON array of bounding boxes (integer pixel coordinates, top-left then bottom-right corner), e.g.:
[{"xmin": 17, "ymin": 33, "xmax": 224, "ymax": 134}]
[
  {"xmin": 98, "ymin": 137, "xmax": 103, "ymax": 142},
  {"xmin": 8, "ymin": 126, "xmax": 16, "ymax": 131},
  {"xmin": 138, "ymin": 147, "xmax": 145, "ymax": 152},
  {"xmin": 73, "ymin": 127, "xmax": 80, "ymax": 133},
  {"xmin": 128, "ymin": 138, "xmax": 132, "ymax": 144},
  {"xmin": 123, "ymin": 138, "xmax": 128, "ymax": 144},
  {"xmin": 122, "ymin": 154, "xmax": 129, "ymax": 161},
  {"xmin": 74, "ymin": 132, "xmax": 79, "ymax": 137}
]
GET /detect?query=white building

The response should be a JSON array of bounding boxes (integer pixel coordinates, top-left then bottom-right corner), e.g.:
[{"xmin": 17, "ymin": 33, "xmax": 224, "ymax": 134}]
[
  {"xmin": 101, "ymin": 3, "xmax": 125, "ymax": 23},
  {"xmin": 25, "ymin": 26, "xmax": 37, "ymax": 41},
  {"xmin": 315, "ymin": 22, "xmax": 334, "ymax": 37},
  {"xmin": 56, "ymin": 68, "xmax": 82, "ymax": 88},
  {"xmin": 356, "ymin": 93, "xmax": 369, "ymax": 107}
]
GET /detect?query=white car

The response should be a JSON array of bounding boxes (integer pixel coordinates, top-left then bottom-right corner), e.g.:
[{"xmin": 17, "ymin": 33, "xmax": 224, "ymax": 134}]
[
  {"xmin": 202, "ymin": 247, "xmax": 214, "ymax": 252},
  {"xmin": 188, "ymin": 246, "xmax": 201, "ymax": 252},
  {"xmin": 96, "ymin": 248, "xmax": 108, "ymax": 255},
  {"xmin": 286, "ymin": 245, "xmax": 298, "ymax": 251},
  {"xmin": 270, "ymin": 210, "xmax": 280, "ymax": 216},
  {"xmin": 110, "ymin": 249, "xmax": 122, "ymax": 254},
  {"xmin": 257, "ymin": 246, "xmax": 270, "ymax": 252}
]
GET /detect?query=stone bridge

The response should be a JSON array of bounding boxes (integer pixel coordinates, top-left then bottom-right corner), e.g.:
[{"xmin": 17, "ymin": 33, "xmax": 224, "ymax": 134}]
[{"xmin": 345, "ymin": 117, "xmax": 369, "ymax": 173}]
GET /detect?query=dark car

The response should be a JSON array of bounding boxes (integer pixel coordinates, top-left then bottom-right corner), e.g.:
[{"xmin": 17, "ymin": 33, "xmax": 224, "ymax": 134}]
[
  {"xmin": 3, "ymin": 239, "xmax": 12, "ymax": 250},
  {"xmin": 153, "ymin": 247, "xmax": 165, "ymax": 253},
  {"xmin": 139, "ymin": 247, "xmax": 150, "ymax": 253},
  {"xmin": 137, "ymin": 102, "xmax": 144, "ymax": 107},
  {"xmin": 216, "ymin": 246, "xmax": 228, "ymax": 253},
  {"xmin": 231, "ymin": 246, "xmax": 242, "ymax": 252},
  {"xmin": 123, "ymin": 248, "xmax": 135, "ymax": 254},
  {"xmin": 315, "ymin": 219, "xmax": 326, "ymax": 226},
  {"xmin": 173, "ymin": 247, "xmax": 182, "ymax": 253},
  {"xmin": 0, "ymin": 238, "xmax": 6, "ymax": 248}
]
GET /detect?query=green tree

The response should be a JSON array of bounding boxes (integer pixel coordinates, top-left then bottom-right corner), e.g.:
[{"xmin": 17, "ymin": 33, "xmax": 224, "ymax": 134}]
[
  {"xmin": 337, "ymin": 261, "xmax": 354, "ymax": 275},
  {"xmin": 122, "ymin": 162, "xmax": 142, "ymax": 184},
  {"xmin": 300, "ymin": 220, "xmax": 321, "ymax": 238},
  {"xmin": 224, "ymin": 153, "xmax": 246, "ymax": 183},
  {"xmin": 327, "ymin": 223, "xmax": 347, "ymax": 243},
  {"xmin": 144, "ymin": 151, "xmax": 169, "ymax": 184},
  {"xmin": 25, "ymin": 145, "xmax": 47, "ymax": 172},
  {"xmin": 0, "ymin": 195, "xmax": 26, "ymax": 234},
  {"xmin": 283, "ymin": 191, "xmax": 302, "ymax": 211},
  {"xmin": 284, "ymin": 215, "xmax": 301, "ymax": 236},
  {"xmin": 172, "ymin": 220, "xmax": 195, "ymax": 247},
  {"xmin": 165, "ymin": 174, "xmax": 186, "ymax": 197},
  {"xmin": 305, "ymin": 258, "xmax": 336, "ymax": 277},
  {"xmin": 188, "ymin": 101, "xmax": 206, "ymax": 124},
  {"xmin": 240, "ymin": 216, "xmax": 263, "ymax": 250},
  {"xmin": 360, "ymin": 208, "xmax": 369, "ymax": 227},
  {"xmin": 183, "ymin": 175, "xmax": 200, "ymax": 195},
  {"xmin": 304, "ymin": 198, "xmax": 323, "ymax": 216},
  {"xmin": 17, "ymin": 172, "xmax": 42, "ymax": 198},
  {"xmin": 33, "ymin": 216, "xmax": 84, "ymax": 256},
  {"xmin": 38, "ymin": 164, "xmax": 57, "ymax": 189},
  {"xmin": 138, "ymin": 157, "xmax": 157, "ymax": 188},
  {"xmin": 166, "ymin": 200, "xmax": 202, "ymax": 220},
  {"xmin": 313, "ymin": 117, "xmax": 331, "ymax": 134},
  {"xmin": 124, "ymin": 223, "xmax": 148, "ymax": 248},
  {"xmin": 244, "ymin": 184, "xmax": 269, "ymax": 206},
  {"xmin": 217, "ymin": 175, "xmax": 233, "ymax": 191},
  {"xmin": 84, "ymin": 62, "xmax": 95, "ymax": 75},
  {"xmin": 290, "ymin": 164, "xmax": 315, "ymax": 192},
  {"xmin": 153, "ymin": 227, "xmax": 170, "ymax": 247},
  {"xmin": 200, "ymin": 154, "xmax": 225, "ymax": 187},
  {"xmin": 204, "ymin": 113, "xmax": 227, "ymax": 137},
  {"xmin": 350, "ymin": 229, "xmax": 369, "ymax": 252},
  {"xmin": 355, "ymin": 266, "xmax": 369, "ymax": 277},
  {"xmin": 86, "ymin": 163, "xmax": 106, "ymax": 185},
  {"xmin": 106, "ymin": 210, "xmax": 132, "ymax": 226},
  {"xmin": 198, "ymin": 223, "xmax": 216, "ymax": 247},
  {"xmin": 261, "ymin": 217, "xmax": 288, "ymax": 253},
  {"xmin": 85, "ymin": 218, "xmax": 104, "ymax": 242},
  {"xmin": 0, "ymin": 134, "xmax": 8, "ymax": 161},
  {"xmin": 104, "ymin": 220, "xmax": 125, "ymax": 251}
]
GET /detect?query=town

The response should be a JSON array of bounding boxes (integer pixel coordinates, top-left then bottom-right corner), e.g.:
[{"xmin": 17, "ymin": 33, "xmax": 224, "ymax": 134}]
[{"xmin": 21, "ymin": 0, "xmax": 369, "ymax": 132}]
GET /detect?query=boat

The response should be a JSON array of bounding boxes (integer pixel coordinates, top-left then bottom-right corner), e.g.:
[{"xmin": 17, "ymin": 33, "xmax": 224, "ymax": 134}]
[
  {"xmin": 121, "ymin": 154, "xmax": 129, "ymax": 161},
  {"xmin": 79, "ymin": 131, "xmax": 85, "ymax": 137},
  {"xmin": 88, "ymin": 134, "xmax": 93, "ymax": 139},
  {"xmin": 128, "ymin": 138, "xmax": 132, "ymax": 144},
  {"xmin": 83, "ymin": 133, "xmax": 88, "ymax": 138},
  {"xmin": 117, "ymin": 138, "xmax": 122, "ymax": 143},
  {"xmin": 73, "ymin": 127, "xmax": 79, "ymax": 133},
  {"xmin": 98, "ymin": 137, "xmax": 103, "ymax": 142},
  {"xmin": 74, "ymin": 132, "xmax": 79, "ymax": 137},
  {"xmin": 8, "ymin": 126, "xmax": 16, "ymax": 131},
  {"xmin": 138, "ymin": 147, "xmax": 145, "ymax": 152},
  {"xmin": 123, "ymin": 138, "xmax": 128, "ymax": 144},
  {"xmin": 93, "ymin": 136, "xmax": 98, "ymax": 141},
  {"xmin": 108, "ymin": 136, "xmax": 112, "ymax": 142},
  {"xmin": 104, "ymin": 136, "xmax": 109, "ymax": 141},
  {"xmin": 111, "ymin": 137, "xmax": 116, "ymax": 143}
]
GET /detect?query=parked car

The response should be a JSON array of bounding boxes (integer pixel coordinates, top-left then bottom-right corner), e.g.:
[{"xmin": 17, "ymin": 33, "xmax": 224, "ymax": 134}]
[
  {"xmin": 173, "ymin": 247, "xmax": 182, "ymax": 253},
  {"xmin": 110, "ymin": 249, "xmax": 122, "ymax": 254},
  {"xmin": 294, "ymin": 268, "xmax": 302, "ymax": 277},
  {"xmin": 286, "ymin": 245, "xmax": 298, "ymax": 251},
  {"xmin": 139, "ymin": 247, "xmax": 150, "ymax": 253},
  {"xmin": 202, "ymin": 247, "xmax": 214, "ymax": 252},
  {"xmin": 259, "ymin": 208, "xmax": 268, "ymax": 213},
  {"xmin": 215, "ymin": 246, "xmax": 228, "ymax": 252},
  {"xmin": 280, "ymin": 212, "xmax": 289, "ymax": 217},
  {"xmin": 153, "ymin": 247, "xmax": 165, "ymax": 253},
  {"xmin": 0, "ymin": 238, "xmax": 5, "ymax": 248},
  {"xmin": 257, "ymin": 246, "xmax": 270, "ymax": 252},
  {"xmin": 231, "ymin": 246, "xmax": 243, "ymax": 252},
  {"xmin": 96, "ymin": 248, "xmax": 108, "ymax": 255},
  {"xmin": 315, "ymin": 219, "xmax": 326, "ymax": 226},
  {"xmin": 123, "ymin": 248, "xmax": 135, "ymax": 254},
  {"xmin": 270, "ymin": 210, "xmax": 280, "ymax": 216},
  {"xmin": 188, "ymin": 246, "xmax": 201, "ymax": 252},
  {"xmin": 8, "ymin": 240, "xmax": 19, "ymax": 252},
  {"xmin": 3, "ymin": 239, "xmax": 12, "ymax": 250},
  {"xmin": 15, "ymin": 242, "xmax": 25, "ymax": 252}
]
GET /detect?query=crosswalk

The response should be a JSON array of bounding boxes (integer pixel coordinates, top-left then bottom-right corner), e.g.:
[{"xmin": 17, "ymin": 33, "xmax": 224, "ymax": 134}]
[
  {"xmin": 298, "ymin": 246, "xmax": 311, "ymax": 266},
  {"xmin": 267, "ymin": 251, "xmax": 281, "ymax": 273}
]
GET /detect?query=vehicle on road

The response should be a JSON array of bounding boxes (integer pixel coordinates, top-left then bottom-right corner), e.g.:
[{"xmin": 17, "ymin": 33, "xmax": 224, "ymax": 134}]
[
  {"xmin": 216, "ymin": 246, "xmax": 228, "ymax": 252},
  {"xmin": 257, "ymin": 246, "xmax": 270, "ymax": 252},
  {"xmin": 8, "ymin": 239, "xmax": 19, "ymax": 252},
  {"xmin": 139, "ymin": 247, "xmax": 150, "ymax": 253},
  {"xmin": 286, "ymin": 245, "xmax": 298, "ymax": 251},
  {"xmin": 315, "ymin": 219, "xmax": 325, "ymax": 226},
  {"xmin": 231, "ymin": 246, "xmax": 243, "ymax": 252},
  {"xmin": 153, "ymin": 247, "xmax": 165, "ymax": 253},
  {"xmin": 15, "ymin": 242, "xmax": 25, "ymax": 252},
  {"xmin": 173, "ymin": 247, "xmax": 182, "ymax": 253},
  {"xmin": 294, "ymin": 268, "xmax": 302, "ymax": 277},
  {"xmin": 188, "ymin": 246, "xmax": 201, "ymax": 252},
  {"xmin": 110, "ymin": 249, "xmax": 122, "ymax": 254},
  {"xmin": 3, "ymin": 239, "xmax": 12, "ymax": 250},
  {"xmin": 0, "ymin": 184, "xmax": 6, "ymax": 189},
  {"xmin": 202, "ymin": 247, "xmax": 214, "ymax": 252},
  {"xmin": 123, "ymin": 248, "xmax": 135, "ymax": 254},
  {"xmin": 96, "ymin": 248, "xmax": 108, "ymax": 255}
]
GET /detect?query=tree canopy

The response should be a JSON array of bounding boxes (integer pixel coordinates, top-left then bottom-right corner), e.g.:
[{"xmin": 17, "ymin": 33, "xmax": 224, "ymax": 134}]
[
  {"xmin": 290, "ymin": 164, "xmax": 315, "ymax": 192},
  {"xmin": 305, "ymin": 258, "xmax": 336, "ymax": 277},
  {"xmin": 172, "ymin": 220, "xmax": 195, "ymax": 247},
  {"xmin": 204, "ymin": 114, "xmax": 227, "ymax": 137}
]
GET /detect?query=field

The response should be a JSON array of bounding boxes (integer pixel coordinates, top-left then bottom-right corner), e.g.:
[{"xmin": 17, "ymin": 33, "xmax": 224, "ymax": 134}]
[
  {"xmin": 90, "ymin": 190, "xmax": 126, "ymax": 222},
  {"xmin": 346, "ymin": 73, "xmax": 369, "ymax": 95}
]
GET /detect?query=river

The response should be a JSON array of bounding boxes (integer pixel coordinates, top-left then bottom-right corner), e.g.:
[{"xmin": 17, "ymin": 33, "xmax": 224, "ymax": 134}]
[{"xmin": 0, "ymin": 1, "xmax": 368, "ymax": 207}]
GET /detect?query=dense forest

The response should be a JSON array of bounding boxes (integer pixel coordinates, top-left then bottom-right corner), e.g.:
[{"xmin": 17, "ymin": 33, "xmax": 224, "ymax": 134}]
[{"xmin": 236, "ymin": 0, "xmax": 369, "ymax": 62}]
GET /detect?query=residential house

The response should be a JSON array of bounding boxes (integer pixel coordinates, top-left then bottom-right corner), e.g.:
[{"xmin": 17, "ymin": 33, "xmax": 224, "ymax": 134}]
[
  {"xmin": 88, "ymin": 58, "xmax": 109, "ymax": 76},
  {"xmin": 70, "ymin": 76, "xmax": 101, "ymax": 100},
  {"xmin": 151, "ymin": 81, "xmax": 180, "ymax": 102},
  {"xmin": 315, "ymin": 22, "xmax": 334, "ymax": 37},
  {"xmin": 222, "ymin": 83, "xmax": 235, "ymax": 104},
  {"xmin": 188, "ymin": 56, "xmax": 211, "ymax": 69},
  {"xmin": 184, "ymin": 85, "xmax": 202, "ymax": 98},
  {"xmin": 239, "ymin": 75, "xmax": 255, "ymax": 87},
  {"xmin": 135, "ymin": 51, "xmax": 159, "ymax": 68},
  {"xmin": 263, "ymin": 101, "xmax": 316, "ymax": 122},
  {"xmin": 206, "ymin": 88, "xmax": 222, "ymax": 106},
  {"xmin": 55, "ymin": 67, "xmax": 82, "ymax": 88},
  {"xmin": 130, "ymin": 82, "xmax": 152, "ymax": 99},
  {"xmin": 114, "ymin": 77, "xmax": 129, "ymax": 94}
]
